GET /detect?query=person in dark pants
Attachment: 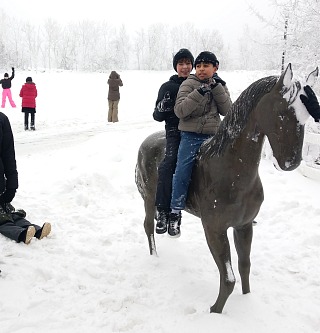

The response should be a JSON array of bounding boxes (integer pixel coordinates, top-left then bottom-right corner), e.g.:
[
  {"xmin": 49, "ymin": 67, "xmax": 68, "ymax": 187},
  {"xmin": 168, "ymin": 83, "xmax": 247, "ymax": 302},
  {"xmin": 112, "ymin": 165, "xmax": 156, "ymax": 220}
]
[
  {"xmin": 19, "ymin": 77, "xmax": 37, "ymax": 130},
  {"xmin": 153, "ymin": 48, "xmax": 194, "ymax": 234},
  {"xmin": 0, "ymin": 111, "xmax": 51, "ymax": 247}
]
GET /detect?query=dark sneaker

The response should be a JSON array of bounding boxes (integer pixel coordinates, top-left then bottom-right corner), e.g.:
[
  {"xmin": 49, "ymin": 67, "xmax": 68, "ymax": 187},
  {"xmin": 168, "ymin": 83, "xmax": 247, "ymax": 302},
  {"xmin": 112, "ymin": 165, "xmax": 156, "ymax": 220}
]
[
  {"xmin": 24, "ymin": 125, "xmax": 28, "ymax": 130},
  {"xmin": 156, "ymin": 210, "xmax": 169, "ymax": 234},
  {"xmin": 35, "ymin": 223, "xmax": 51, "ymax": 239},
  {"xmin": 20, "ymin": 226, "xmax": 36, "ymax": 244},
  {"xmin": 168, "ymin": 212, "xmax": 181, "ymax": 238},
  {"xmin": 30, "ymin": 126, "xmax": 36, "ymax": 131}
]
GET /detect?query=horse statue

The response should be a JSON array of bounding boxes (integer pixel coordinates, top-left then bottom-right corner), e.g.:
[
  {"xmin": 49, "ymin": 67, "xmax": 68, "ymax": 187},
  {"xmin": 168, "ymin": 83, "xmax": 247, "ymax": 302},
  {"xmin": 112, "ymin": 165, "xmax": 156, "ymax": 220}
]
[{"xmin": 135, "ymin": 64, "xmax": 318, "ymax": 313}]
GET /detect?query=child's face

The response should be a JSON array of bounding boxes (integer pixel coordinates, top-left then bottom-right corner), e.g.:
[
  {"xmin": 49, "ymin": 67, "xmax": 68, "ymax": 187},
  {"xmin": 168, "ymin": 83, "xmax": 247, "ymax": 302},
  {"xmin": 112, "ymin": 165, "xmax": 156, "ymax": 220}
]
[
  {"xmin": 176, "ymin": 58, "xmax": 193, "ymax": 78},
  {"xmin": 195, "ymin": 63, "xmax": 217, "ymax": 81}
]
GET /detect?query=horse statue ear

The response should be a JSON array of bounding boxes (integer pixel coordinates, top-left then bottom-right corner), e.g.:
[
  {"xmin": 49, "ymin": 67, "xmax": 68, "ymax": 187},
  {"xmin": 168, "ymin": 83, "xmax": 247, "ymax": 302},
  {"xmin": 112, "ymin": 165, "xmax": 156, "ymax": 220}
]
[
  {"xmin": 306, "ymin": 67, "xmax": 319, "ymax": 87},
  {"xmin": 276, "ymin": 63, "xmax": 293, "ymax": 90}
]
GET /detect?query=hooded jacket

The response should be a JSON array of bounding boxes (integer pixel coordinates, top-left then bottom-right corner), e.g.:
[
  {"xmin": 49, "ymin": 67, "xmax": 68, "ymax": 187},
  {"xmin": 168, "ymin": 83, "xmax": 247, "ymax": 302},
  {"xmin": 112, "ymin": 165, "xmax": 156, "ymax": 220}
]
[
  {"xmin": 108, "ymin": 71, "xmax": 123, "ymax": 101},
  {"xmin": 174, "ymin": 74, "xmax": 232, "ymax": 135},
  {"xmin": 19, "ymin": 82, "xmax": 37, "ymax": 108}
]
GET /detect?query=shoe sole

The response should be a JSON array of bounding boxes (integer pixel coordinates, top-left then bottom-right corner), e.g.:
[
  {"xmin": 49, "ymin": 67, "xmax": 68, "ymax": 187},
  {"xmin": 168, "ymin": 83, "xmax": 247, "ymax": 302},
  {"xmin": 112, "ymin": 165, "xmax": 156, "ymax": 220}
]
[
  {"xmin": 25, "ymin": 226, "xmax": 36, "ymax": 244},
  {"xmin": 156, "ymin": 228, "xmax": 167, "ymax": 234},
  {"xmin": 168, "ymin": 231, "xmax": 181, "ymax": 238},
  {"xmin": 39, "ymin": 223, "xmax": 51, "ymax": 239}
]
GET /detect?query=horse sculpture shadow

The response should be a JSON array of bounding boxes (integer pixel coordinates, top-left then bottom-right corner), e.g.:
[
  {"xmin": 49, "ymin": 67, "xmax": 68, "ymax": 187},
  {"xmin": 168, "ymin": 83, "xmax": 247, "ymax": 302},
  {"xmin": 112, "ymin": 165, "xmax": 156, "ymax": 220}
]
[{"xmin": 135, "ymin": 64, "xmax": 318, "ymax": 313}]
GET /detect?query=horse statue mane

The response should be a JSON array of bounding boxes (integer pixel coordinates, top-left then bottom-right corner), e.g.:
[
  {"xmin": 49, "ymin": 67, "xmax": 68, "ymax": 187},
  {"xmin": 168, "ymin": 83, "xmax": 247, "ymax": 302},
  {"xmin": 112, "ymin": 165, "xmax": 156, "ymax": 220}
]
[
  {"xmin": 135, "ymin": 64, "xmax": 318, "ymax": 314},
  {"xmin": 203, "ymin": 76, "xmax": 278, "ymax": 157}
]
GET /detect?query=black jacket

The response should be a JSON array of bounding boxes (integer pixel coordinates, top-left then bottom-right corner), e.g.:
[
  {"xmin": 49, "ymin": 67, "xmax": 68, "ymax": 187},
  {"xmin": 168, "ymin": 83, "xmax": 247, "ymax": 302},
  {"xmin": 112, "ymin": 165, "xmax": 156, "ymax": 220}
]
[
  {"xmin": 153, "ymin": 75, "xmax": 187, "ymax": 137},
  {"xmin": 0, "ymin": 112, "xmax": 18, "ymax": 194},
  {"xmin": 0, "ymin": 68, "xmax": 15, "ymax": 89}
]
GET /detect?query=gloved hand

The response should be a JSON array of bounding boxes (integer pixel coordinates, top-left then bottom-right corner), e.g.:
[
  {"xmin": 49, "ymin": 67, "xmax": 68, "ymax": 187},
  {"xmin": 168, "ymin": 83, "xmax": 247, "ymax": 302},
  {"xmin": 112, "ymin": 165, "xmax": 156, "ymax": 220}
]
[
  {"xmin": 1, "ymin": 189, "xmax": 16, "ymax": 203},
  {"xmin": 157, "ymin": 92, "xmax": 174, "ymax": 112},
  {"xmin": 198, "ymin": 78, "xmax": 217, "ymax": 96},
  {"xmin": 300, "ymin": 85, "xmax": 320, "ymax": 122}
]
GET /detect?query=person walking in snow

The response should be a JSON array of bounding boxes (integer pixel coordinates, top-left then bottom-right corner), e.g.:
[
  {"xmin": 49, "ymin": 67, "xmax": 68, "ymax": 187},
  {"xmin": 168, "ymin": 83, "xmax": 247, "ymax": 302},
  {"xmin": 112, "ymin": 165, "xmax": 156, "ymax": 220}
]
[
  {"xmin": 0, "ymin": 111, "xmax": 51, "ymax": 244},
  {"xmin": 0, "ymin": 67, "xmax": 16, "ymax": 108},
  {"xmin": 153, "ymin": 48, "xmax": 194, "ymax": 235},
  {"xmin": 19, "ymin": 77, "xmax": 37, "ymax": 130},
  {"xmin": 107, "ymin": 71, "xmax": 123, "ymax": 122}
]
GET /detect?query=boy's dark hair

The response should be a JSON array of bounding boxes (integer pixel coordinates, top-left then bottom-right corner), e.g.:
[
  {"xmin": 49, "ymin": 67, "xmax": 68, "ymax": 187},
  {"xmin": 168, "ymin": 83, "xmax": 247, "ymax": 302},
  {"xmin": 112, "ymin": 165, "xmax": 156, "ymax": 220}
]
[
  {"xmin": 26, "ymin": 77, "xmax": 32, "ymax": 82},
  {"xmin": 173, "ymin": 49, "xmax": 194, "ymax": 72},
  {"xmin": 194, "ymin": 51, "xmax": 219, "ymax": 69},
  {"xmin": 4, "ymin": 73, "xmax": 9, "ymax": 78}
]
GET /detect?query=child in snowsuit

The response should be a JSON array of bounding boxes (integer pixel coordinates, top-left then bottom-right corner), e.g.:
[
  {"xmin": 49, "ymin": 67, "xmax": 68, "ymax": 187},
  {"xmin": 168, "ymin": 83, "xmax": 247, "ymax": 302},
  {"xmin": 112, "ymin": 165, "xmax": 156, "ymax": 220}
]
[
  {"xmin": 19, "ymin": 77, "xmax": 37, "ymax": 130},
  {"xmin": 0, "ymin": 67, "xmax": 16, "ymax": 108}
]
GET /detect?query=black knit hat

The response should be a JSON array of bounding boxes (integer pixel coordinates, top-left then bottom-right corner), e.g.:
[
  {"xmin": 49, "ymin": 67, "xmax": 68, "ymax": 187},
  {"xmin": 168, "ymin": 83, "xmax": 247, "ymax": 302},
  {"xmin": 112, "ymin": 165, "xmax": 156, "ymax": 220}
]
[
  {"xmin": 4, "ymin": 73, "xmax": 8, "ymax": 78},
  {"xmin": 26, "ymin": 77, "xmax": 32, "ymax": 82},
  {"xmin": 173, "ymin": 48, "xmax": 194, "ymax": 72},
  {"xmin": 194, "ymin": 51, "xmax": 219, "ymax": 69}
]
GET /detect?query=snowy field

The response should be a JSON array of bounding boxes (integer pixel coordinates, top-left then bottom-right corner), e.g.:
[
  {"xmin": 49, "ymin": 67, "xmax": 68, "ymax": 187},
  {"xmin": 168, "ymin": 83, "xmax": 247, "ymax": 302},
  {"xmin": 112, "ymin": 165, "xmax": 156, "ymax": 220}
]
[{"xmin": 0, "ymin": 69, "xmax": 319, "ymax": 333}]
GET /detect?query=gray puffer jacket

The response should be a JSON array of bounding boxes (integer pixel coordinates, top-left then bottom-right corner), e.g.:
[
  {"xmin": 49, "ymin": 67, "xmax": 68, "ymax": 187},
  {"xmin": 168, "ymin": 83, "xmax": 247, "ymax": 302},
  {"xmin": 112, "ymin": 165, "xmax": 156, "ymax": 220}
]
[{"xmin": 174, "ymin": 74, "xmax": 232, "ymax": 135}]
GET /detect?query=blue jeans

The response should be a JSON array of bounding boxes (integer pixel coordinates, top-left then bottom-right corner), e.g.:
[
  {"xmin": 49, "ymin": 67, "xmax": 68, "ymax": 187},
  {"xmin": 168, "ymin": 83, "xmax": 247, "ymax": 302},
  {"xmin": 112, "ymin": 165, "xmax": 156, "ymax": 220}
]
[{"xmin": 170, "ymin": 131, "xmax": 211, "ymax": 210}]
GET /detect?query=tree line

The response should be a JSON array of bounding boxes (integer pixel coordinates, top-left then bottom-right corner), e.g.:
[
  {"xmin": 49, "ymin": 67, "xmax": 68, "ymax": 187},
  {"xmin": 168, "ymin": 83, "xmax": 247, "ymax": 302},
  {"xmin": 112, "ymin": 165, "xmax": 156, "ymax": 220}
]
[{"xmin": 0, "ymin": 0, "xmax": 319, "ymax": 72}]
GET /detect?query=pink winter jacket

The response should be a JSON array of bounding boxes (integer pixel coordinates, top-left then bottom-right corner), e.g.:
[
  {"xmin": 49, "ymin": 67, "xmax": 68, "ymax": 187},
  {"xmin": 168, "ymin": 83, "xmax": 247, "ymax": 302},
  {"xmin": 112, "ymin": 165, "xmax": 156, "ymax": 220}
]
[{"xmin": 19, "ymin": 82, "xmax": 37, "ymax": 108}]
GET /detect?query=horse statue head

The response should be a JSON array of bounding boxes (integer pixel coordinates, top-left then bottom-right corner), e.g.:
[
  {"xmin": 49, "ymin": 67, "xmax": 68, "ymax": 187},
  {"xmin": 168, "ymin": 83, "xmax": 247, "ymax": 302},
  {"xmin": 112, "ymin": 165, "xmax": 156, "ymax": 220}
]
[{"xmin": 254, "ymin": 63, "xmax": 318, "ymax": 171}]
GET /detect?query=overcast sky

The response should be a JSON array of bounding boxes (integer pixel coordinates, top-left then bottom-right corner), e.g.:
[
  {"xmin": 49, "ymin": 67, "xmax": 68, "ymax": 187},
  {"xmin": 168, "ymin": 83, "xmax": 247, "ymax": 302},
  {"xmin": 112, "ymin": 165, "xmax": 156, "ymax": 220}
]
[{"xmin": 1, "ymin": 0, "xmax": 275, "ymax": 46}]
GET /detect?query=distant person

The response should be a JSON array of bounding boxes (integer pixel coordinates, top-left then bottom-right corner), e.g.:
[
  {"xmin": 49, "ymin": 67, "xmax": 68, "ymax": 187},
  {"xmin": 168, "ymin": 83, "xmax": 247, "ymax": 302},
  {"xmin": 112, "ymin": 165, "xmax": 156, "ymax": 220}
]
[
  {"xmin": 19, "ymin": 76, "xmax": 38, "ymax": 131},
  {"xmin": 19, "ymin": 77, "xmax": 38, "ymax": 130},
  {"xmin": 107, "ymin": 71, "xmax": 123, "ymax": 122},
  {"xmin": 0, "ymin": 67, "xmax": 16, "ymax": 108},
  {"xmin": 0, "ymin": 111, "xmax": 51, "ymax": 244},
  {"xmin": 153, "ymin": 48, "xmax": 194, "ymax": 234}
]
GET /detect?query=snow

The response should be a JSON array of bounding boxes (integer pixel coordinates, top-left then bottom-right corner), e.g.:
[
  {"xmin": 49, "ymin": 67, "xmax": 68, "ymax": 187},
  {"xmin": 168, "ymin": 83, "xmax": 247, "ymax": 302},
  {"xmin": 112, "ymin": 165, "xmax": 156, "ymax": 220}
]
[{"xmin": 0, "ymin": 69, "xmax": 319, "ymax": 333}]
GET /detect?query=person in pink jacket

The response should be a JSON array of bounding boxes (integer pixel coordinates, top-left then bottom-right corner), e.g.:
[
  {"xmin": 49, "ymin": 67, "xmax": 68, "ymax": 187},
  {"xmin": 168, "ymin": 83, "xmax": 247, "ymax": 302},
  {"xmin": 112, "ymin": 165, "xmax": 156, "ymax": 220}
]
[{"xmin": 19, "ymin": 77, "xmax": 37, "ymax": 130}]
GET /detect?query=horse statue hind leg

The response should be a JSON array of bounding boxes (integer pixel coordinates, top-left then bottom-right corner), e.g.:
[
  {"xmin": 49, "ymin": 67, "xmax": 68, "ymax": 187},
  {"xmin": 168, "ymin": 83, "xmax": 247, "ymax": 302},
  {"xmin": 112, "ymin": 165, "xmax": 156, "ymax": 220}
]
[
  {"xmin": 135, "ymin": 64, "xmax": 318, "ymax": 313},
  {"xmin": 135, "ymin": 131, "xmax": 165, "ymax": 255}
]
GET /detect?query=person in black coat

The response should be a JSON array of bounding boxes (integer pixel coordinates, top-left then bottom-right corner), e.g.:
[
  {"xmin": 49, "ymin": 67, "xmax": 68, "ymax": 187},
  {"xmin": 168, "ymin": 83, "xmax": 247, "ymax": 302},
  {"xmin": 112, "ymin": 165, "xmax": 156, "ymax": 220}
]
[
  {"xmin": 0, "ymin": 112, "xmax": 51, "ymax": 248},
  {"xmin": 152, "ymin": 48, "xmax": 194, "ymax": 234}
]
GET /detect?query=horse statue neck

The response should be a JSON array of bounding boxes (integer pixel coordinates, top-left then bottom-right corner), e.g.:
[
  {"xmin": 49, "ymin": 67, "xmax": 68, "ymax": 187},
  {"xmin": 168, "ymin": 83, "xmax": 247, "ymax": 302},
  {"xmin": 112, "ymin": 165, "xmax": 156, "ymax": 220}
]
[{"xmin": 199, "ymin": 76, "xmax": 278, "ymax": 172}]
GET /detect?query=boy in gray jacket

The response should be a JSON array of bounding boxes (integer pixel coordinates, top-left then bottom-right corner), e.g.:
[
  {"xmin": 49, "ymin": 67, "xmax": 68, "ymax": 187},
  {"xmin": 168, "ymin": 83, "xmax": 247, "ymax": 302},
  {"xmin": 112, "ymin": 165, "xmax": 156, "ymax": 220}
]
[{"xmin": 168, "ymin": 51, "xmax": 232, "ymax": 237}]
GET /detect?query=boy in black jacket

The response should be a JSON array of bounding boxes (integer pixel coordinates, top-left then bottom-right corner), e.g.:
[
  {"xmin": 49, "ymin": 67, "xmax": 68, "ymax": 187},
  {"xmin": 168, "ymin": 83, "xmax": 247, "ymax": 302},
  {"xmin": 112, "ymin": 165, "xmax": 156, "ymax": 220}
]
[{"xmin": 152, "ymin": 49, "xmax": 194, "ymax": 234}]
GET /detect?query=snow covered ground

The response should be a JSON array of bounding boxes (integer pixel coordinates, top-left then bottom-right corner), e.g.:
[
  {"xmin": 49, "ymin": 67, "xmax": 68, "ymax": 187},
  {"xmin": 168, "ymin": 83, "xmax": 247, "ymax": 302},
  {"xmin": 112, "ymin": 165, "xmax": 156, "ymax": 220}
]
[{"xmin": 0, "ymin": 69, "xmax": 319, "ymax": 333}]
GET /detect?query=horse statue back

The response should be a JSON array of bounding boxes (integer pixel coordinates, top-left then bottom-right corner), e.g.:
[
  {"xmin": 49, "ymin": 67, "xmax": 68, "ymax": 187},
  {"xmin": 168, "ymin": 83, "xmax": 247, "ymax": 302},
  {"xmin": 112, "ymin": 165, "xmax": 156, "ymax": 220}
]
[{"xmin": 135, "ymin": 64, "xmax": 318, "ymax": 313}]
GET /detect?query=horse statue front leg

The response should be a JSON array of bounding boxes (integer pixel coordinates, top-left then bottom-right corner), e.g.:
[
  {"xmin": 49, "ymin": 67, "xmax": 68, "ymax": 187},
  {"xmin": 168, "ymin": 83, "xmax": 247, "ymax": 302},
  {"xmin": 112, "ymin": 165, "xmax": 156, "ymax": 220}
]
[
  {"xmin": 233, "ymin": 223, "xmax": 253, "ymax": 294},
  {"xmin": 202, "ymin": 223, "xmax": 236, "ymax": 313}
]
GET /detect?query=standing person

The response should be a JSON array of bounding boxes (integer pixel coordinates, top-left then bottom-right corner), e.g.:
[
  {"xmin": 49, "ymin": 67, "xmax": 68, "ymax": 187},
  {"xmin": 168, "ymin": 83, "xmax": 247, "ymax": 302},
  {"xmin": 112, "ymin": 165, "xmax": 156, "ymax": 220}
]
[
  {"xmin": 0, "ymin": 67, "xmax": 16, "ymax": 108},
  {"xmin": 153, "ymin": 48, "xmax": 194, "ymax": 234},
  {"xmin": 107, "ymin": 71, "xmax": 123, "ymax": 122},
  {"xmin": 20, "ymin": 77, "xmax": 37, "ymax": 130},
  {"xmin": 168, "ymin": 51, "xmax": 232, "ymax": 237},
  {"xmin": 0, "ymin": 111, "xmax": 51, "ymax": 244}
]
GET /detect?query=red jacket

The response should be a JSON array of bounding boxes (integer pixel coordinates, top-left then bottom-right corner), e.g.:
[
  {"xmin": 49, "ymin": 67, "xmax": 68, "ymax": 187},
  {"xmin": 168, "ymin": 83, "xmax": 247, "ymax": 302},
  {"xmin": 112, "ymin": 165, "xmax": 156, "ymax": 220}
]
[{"xmin": 19, "ymin": 83, "xmax": 37, "ymax": 108}]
